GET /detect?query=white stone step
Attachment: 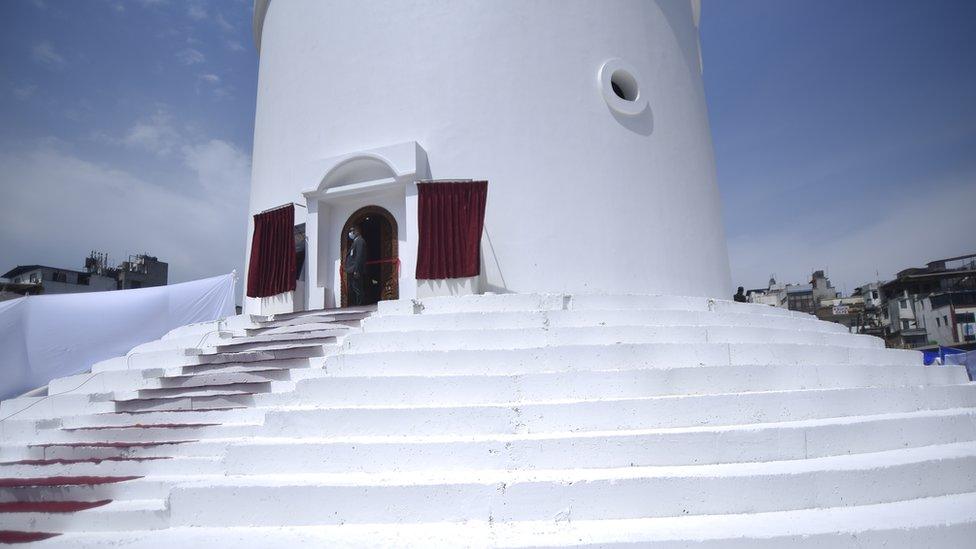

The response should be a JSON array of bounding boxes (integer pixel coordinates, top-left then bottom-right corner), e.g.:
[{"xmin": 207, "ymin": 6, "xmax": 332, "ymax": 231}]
[
  {"xmin": 47, "ymin": 369, "xmax": 166, "ymax": 396},
  {"xmin": 274, "ymin": 364, "xmax": 968, "ymax": 409},
  {"xmin": 400, "ymin": 294, "xmax": 799, "ymax": 317},
  {"xmin": 11, "ymin": 440, "xmax": 234, "ymax": 461},
  {"xmin": 60, "ymin": 408, "xmax": 266, "ymax": 430},
  {"xmin": 0, "ymin": 456, "xmax": 222, "ymax": 477},
  {"xmin": 570, "ymin": 294, "xmax": 800, "ymax": 317},
  {"xmin": 225, "ymin": 407, "xmax": 976, "ymax": 474},
  {"xmin": 364, "ymin": 308, "xmax": 850, "ymax": 334},
  {"xmin": 113, "ymin": 392, "xmax": 258, "ymax": 413},
  {"xmin": 344, "ymin": 326, "xmax": 882, "ymax": 353},
  {"xmin": 153, "ymin": 369, "xmax": 293, "ymax": 389},
  {"xmin": 259, "ymin": 305, "xmax": 376, "ymax": 322},
  {"xmin": 131, "ymin": 331, "xmax": 234, "ymax": 354},
  {"xmin": 193, "ymin": 345, "xmax": 326, "ymax": 365},
  {"xmin": 0, "ymin": 498, "xmax": 169, "ymax": 533},
  {"xmin": 168, "ymin": 442, "xmax": 976, "ymax": 526},
  {"xmin": 178, "ymin": 356, "xmax": 315, "ymax": 375},
  {"xmin": 254, "ymin": 312, "xmax": 371, "ymax": 331},
  {"xmin": 210, "ymin": 333, "xmax": 341, "ymax": 353},
  {"xmin": 35, "ymin": 423, "xmax": 261, "ymax": 445},
  {"xmin": 37, "ymin": 491, "xmax": 976, "ymax": 548},
  {"xmin": 113, "ymin": 381, "xmax": 273, "ymax": 402},
  {"xmin": 256, "ymin": 322, "xmax": 354, "ymax": 336},
  {"xmin": 0, "ymin": 476, "xmax": 188, "ymax": 503},
  {"xmin": 259, "ymin": 384, "xmax": 976, "ymax": 437},
  {"xmin": 0, "ymin": 394, "xmax": 113, "ymax": 421},
  {"xmin": 326, "ymin": 343, "xmax": 920, "ymax": 377},
  {"xmin": 92, "ymin": 348, "xmax": 197, "ymax": 373}
]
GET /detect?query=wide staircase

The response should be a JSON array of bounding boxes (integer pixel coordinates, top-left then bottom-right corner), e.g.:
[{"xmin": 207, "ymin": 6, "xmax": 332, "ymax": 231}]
[{"xmin": 1, "ymin": 294, "xmax": 974, "ymax": 547}]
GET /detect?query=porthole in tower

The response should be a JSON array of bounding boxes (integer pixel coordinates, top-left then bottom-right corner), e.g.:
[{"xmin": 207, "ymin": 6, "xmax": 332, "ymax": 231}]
[{"xmin": 599, "ymin": 58, "xmax": 648, "ymax": 116}]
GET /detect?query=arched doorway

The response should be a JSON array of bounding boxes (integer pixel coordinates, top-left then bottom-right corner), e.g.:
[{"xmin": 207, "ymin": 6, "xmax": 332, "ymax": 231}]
[{"xmin": 340, "ymin": 205, "xmax": 399, "ymax": 307}]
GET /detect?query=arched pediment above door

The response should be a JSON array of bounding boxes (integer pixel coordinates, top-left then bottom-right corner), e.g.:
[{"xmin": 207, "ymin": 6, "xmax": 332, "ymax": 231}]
[{"xmin": 301, "ymin": 141, "xmax": 429, "ymax": 197}]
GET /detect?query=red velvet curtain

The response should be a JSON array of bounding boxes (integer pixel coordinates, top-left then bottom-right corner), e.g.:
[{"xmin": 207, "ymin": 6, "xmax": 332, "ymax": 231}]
[
  {"xmin": 246, "ymin": 204, "xmax": 297, "ymax": 298},
  {"xmin": 416, "ymin": 181, "xmax": 488, "ymax": 280}
]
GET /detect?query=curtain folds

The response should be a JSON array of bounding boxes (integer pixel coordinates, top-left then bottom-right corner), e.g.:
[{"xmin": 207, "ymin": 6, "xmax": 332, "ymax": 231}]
[
  {"xmin": 246, "ymin": 204, "xmax": 297, "ymax": 298},
  {"xmin": 416, "ymin": 181, "xmax": 488, "ymax": 280}
]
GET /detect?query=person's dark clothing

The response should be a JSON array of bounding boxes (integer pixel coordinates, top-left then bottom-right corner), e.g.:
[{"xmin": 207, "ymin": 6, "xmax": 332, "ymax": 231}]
[
  {"xmin": 344, "ymin": 235, "xmax": 367, "ymax": 305},
  {"xmin": 733, "ymin": 291, "xmax": 747, "ymax": 303}
]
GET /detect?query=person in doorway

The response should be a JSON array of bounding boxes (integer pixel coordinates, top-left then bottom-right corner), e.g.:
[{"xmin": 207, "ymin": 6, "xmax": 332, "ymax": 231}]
[
  {"xmin": 734, "ymin": 286, "xmax": 747, "ymax": 303},
  {"xmin": 344, "ymin": 226, "xmax": 367, "ymax": 306}
]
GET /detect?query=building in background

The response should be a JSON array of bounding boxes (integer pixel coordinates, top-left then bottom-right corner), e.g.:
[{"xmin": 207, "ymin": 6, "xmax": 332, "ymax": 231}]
[
  {"xmin": 746, "ymin": 277, "xmax": 787, "ymax": 307},
  {"xmin": 1, "ymin": 251, "xmax": 169, "ymax": 298},
  {"xmin": 881, "ymin": 254, "xmax": 976, "ymax": 349},
  {"xmin": 747, "ymin": 270, "xmax": 838, "ymax": 315}
]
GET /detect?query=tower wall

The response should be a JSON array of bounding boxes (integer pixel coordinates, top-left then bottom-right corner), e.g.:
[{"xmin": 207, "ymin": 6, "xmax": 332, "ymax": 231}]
[{"xmin": 250, "ymin": 0, "xmax": 732, "ymax": 298}]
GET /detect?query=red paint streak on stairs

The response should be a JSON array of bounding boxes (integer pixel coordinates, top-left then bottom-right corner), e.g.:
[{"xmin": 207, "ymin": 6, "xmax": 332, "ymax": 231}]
[
  {"xmin": 0, "ymin": 500, "xmax": 111, "ymax": 513},
  {"xmin": 0, "ymin": 530, "xmax": 60, "ymax": 544},
  {"xmin": 32, "ymin": 440, "xmax": 196, "ymax": 448},
  {"xmin": 0, "ymin": 476, "xmax": 140, "ymax": 487},
  {"xmin": 1, "ymin": 457, "xmax": 169, "ymax": 466},
  {"xmin": 63, "ymin": 423, "xmax": 219, "ymax": 431},
  {"xmin": 112, "ymin": 391, "xmax": 257, "ymax": 403},
  {"xmin": 108, "ymin": 407, "xmax": 245, "ymax": 414}
]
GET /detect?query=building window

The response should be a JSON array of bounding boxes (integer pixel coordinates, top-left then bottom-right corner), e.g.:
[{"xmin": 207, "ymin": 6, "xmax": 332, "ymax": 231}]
[
  {"xmin": 29, "ymin": 273, "xmax": 38, "ymax": 283},
  {"xmin": 78, "ymin": 273, "xmax": 90, "ymax": 286},
  {"xmin": 872, "ymin": 290, "xmax": 879, "ymax": 299},
  {"xmin": 52, "ymin": 271, "xmax": 68, "ymax": 283},
  {"xmin": 944, "ymin": 315, "xmax": 949, "ymax": 326},
  {"xmin": 901, "ymin": 320, "xmax": 910, "ymax": 330},
  {"xmin": 936, "ymin": 318, "xmax": 941, "ymax": 327},
  {"xmin": 900, "ymin": 300, "xmax": 907, "ymax": 309}
]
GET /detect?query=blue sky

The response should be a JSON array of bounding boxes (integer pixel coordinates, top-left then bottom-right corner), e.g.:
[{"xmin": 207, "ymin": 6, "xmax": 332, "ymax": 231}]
[
  {"xmin": 0, "ymin": 0, "xmax": 256, "ymax": 295},
  {"xmin": 702, "ymin": 0, "xmax": 976, "ymax": 293},
  {"xmin": 1, "ymin": 0, "xmax": 974, "ymax": 300}
]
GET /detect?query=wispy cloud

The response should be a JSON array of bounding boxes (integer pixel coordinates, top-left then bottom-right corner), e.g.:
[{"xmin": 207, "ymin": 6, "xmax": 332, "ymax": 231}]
[
  {"xmin": 187, "ymin": 5, "xmax": 207, "ymax": 21},
  {"xmin": 225, "ymin": 40, "xmax": 245, "ymax": 52},
  {"xmin": 120, "ymin": 109, "xmax": 182, "ymax": 156},
  {"xmin": 0, "ymin": 140, "xmax": 248, "ymax": 288},
  {"xmin": 12, "ymin": 83, "xmax": 38, "ymax": 101},
  {"xmin": 215, "ymin": 12, "xmax": 235, "ymax": 33},
  {"xmin": 176, "ymin": 48, "xmax": 205, "ymax": 65},
  {"xmin": 198, "ymin": 73, "xmax": 220, "ymax": 85},
  {"xmin": 32, "ymin": 41, "xmax": 65, "ymax": 68},
  {"xmin": 727, "ymin": 173, "xmax": 976, "ymax": 293}
]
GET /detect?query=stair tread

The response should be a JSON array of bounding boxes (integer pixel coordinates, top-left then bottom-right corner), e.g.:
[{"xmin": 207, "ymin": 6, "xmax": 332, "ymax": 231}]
[
  {"xmin": 269, "ymin": 382, "xmax": 976, "ymax": 410},
  {"xmin": 186, "ymin": 441, "xmax": 976, "ymax": 486},
  {"xmin": 34, "ymin": 491, "xmax": 976, "ymax": 547},
  {"xmin": 236, "ymin": 406, "xmax": 976, "ymax": 445}
]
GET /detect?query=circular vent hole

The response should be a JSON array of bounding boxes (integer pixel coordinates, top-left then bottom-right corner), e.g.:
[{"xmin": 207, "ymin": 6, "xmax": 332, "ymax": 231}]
[{"xmin": 610, "ymin": 69, "xmax": 639, "ymax": 102}]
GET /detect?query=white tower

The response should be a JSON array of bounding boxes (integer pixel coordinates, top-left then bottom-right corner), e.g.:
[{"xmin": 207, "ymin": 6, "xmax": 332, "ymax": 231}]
[{"xmin": 247, "ymin": 0, "xmax": 731, "ymax": 312}]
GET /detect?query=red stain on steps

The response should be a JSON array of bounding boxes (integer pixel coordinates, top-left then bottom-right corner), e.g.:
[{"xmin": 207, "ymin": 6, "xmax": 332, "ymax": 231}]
[
  {"xmin": 32, "ymin": 440, "xmax": 196, "ymax": 448},
  {"xmin": 0, "ymin": 500, "xmax": 111, "ymax": 513},
  {"xmin": 63, "ymin": 423, "xmax": 219, "ymax": 431},
  {"xmin": 0, "ymin": 476, "xmax": 140, "ymax": 487},
  {"xmin": 0, "ymin": 530, "xmax": 60, "ymax": 544},
  {"xmin": 0, "ymin": 457, "xmax": 169, "ymax": 466},
  {"xmin": 105, "ymin": 406, "xmax": 244, "ymax": 414}
]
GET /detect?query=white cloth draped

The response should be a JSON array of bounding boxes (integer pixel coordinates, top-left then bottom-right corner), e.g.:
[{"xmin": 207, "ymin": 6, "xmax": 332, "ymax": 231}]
[{"xmin": 0, "ymin": 273, "xmax": 236, "ymax": 400}]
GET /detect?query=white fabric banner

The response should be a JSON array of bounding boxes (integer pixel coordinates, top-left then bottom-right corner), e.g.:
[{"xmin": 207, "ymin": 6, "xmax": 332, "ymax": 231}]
[{"xmin": 0, "ymin": 273, "xmax": 236, "ymax": 400}]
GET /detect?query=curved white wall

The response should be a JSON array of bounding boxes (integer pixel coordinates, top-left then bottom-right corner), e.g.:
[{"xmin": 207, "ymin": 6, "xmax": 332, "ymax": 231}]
[{"xmin": 249, "ymin": 0, "xmax": 731, "ymax": 299}]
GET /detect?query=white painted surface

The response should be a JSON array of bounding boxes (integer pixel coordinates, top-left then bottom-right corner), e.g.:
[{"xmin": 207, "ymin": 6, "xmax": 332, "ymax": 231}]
[
  {"xmin": 246, "ymin": 0, "xmax": 732, "ymax": 312},
  {"xmin": 1, "ymin": 293, "xmax": 975, "ymax": 546}
]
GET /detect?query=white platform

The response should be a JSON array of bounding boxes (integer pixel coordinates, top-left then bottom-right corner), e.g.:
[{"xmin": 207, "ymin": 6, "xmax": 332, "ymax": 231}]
[{"xmin": 1, "ymin": 293, "xmax": 973, "ymax": 547}]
